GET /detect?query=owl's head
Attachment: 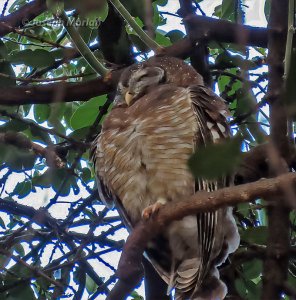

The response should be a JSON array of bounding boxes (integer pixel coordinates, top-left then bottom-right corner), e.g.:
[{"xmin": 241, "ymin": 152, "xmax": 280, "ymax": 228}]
[{"xmin": 116, "ymin": 66, "xmax": 165, "ymax": 106}]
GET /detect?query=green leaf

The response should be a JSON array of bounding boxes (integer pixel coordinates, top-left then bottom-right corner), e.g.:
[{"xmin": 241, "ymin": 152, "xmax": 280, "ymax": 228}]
[
  {"xmin": 245, "ymin": 280, "xmax": 261, "ymax": 300},
  {"xmin": 70, "ymin": 95, "xmax": 107, "ymax": 130},
  {"xmin": 9, "ymin": 49, "xmax": 55, "ymax": 68},
  {"xmin": 235, "ymin": 279, "xmax": 247, "ymax": 298},
  {"xmin": 86, "ymin": 274, "xmax": 98, "ymax": 294},
  {"xmin": 4, "ymin": 283, "xmax": 36, "ymax": 300},
  {"xmin": 0, "ymin": 119, "xmax": 28, "ymax": 133},
  {"xmin": 0, "ymin": 217, "xmax": 5, "ymax": 229},
  {"xmin": 36, "ymin": 277, "xmax": 51, "ymax": 293},
  {"xmin": 221, "ymin": 0, "xmax": 235, "ymax": 20},
  {"xmin": 0, "ymin": 254, "xmax": 10, "ymax": 269},
  {"xmin": 153, "ymin": 0, "xmax": 168, "ymax": 6},
  {"xmin": 130, "ymin": 290, "xmax": 144, "ymax": 299},
  {"xmin": 188, "ymin": 137, "xmax": 242, "ymax": 180},
  {"xmin": 0, "ymin": 40, "xmax": 16, "ymax": 88},
  {"xmin": 240, "ymin": 226, "xmax": 268, "ymax": 245},
  {"xmin": 81, "ymin": 167, "xmax": 92, "ymax": 182},
  {"xmin": 217, "ymin": 67, "xmax": 242, "ymax": 96},
  {"xmin": 84, "ymin": 0, "xmax": 109, "ymax": 26},
  {"xmin": 6, "ymin": 263, "xmax": 33, "ymax": 282},
  {"xmin": 155, "ymin": 30, "xmax": 171, "ymax": 47},
  {"xmin": 0, "ymin": 145, "xmax": 36, "ymax": 171},
  {"xmin": 242, "ymin": 260, "xmax": 262, "ymax": 279},
  {"xmin": 34, "ymin": 105, "xmax": 51, "ymax": 124},
  {"xmin": 216, "ymin": 52, "xmax": 257, "ymax": 70},
  {"xmin": 13, "ymin": 244, "xmax": 25, "ymax": 256},
  {"xmin": 33, "ymin": 168, "xmax": 78, "ymax": 196},
  {"xmin": 166, "ymin": 30, "xmax": 185, "ymax": 43},
  {"xmin": 264, "ymin": 0, "xmax": 270, "ymax": 21},
  {"xmin": 69, "ymin": 126, "xmax": 91, "ymax": 139},
  {"xmin": 220, "ymin": 0, "xmax": 244, "ymax": 22},
  {"xmin": 13, "ymin": 180, "xmax": 33, "ymax": 199}
]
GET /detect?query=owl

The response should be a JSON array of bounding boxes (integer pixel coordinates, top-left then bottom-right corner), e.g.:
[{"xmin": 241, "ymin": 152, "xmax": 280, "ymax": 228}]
[{"xmin": 91, "ymin": 56, "xmax": 239, "ymax": 299}]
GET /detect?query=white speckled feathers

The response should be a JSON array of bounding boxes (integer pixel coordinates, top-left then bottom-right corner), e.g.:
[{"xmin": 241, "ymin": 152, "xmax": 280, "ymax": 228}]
[
  {"xmin": 91, "ymin": 56, "xmax": 239, "ymax": 300},
  {"xmin": 94, "ymin": 85, "xmax": 197, "ymax": 223}
]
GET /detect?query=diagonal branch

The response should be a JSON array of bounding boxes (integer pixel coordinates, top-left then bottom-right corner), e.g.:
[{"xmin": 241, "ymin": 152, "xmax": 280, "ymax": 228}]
[
  {"xmin": 107, "ymin": 172, "xmax": 296, "ymax": 300},
  {"xmin": 0, "ymin": 131, "xmax": 64, "ymax": 168},
  {"xmin": 108, "ymin": 0, "xmax": 161, "ymax": 51},
  {"xmin": 0, "ymin": 0, "xmax": 47, "ymax": 37},
  {"xmin": 59, "ymin": 11, "xmax": 109, "ymax": 76}
]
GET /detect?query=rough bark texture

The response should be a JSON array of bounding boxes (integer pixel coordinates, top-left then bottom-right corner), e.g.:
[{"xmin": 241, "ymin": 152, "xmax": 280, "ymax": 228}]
[
  {"xmin": 262, "ymin": 0, "xmax": 291, "ymax": 299},
  {"xmin": 0, "ymin": 0, "xmax": 47, "ymax": 36}
]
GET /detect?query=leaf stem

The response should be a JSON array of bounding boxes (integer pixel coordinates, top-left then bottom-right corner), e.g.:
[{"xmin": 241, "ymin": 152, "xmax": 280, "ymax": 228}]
[
  {"xmin": 108, "ymin": 0, "xmax": 161, "ymax": 51},
  {"xmin": 59, "ymin": 11, "xmax": 109, "ymax": 76}
]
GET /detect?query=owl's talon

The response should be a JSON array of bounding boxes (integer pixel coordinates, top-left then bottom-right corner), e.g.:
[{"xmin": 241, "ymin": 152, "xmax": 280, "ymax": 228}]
[{"xmin": 142, "ymin": 198, "xmax": 167, "ymax": 220}]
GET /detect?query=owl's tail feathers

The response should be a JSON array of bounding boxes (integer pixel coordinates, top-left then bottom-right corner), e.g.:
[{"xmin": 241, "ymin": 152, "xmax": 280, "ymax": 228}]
[
  {"xmin": 167, "ymin": 258, "xmax": 199, "ymax": 297},
  {"xmin": 174, "ymin": 267, "xmax": 227, "ymax": 300}
]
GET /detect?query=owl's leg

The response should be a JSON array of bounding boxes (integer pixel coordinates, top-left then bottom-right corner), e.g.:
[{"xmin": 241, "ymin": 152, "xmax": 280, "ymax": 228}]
[{"xmin": 142, "ymin": 197, "xmax": 167, "ymax": 219}]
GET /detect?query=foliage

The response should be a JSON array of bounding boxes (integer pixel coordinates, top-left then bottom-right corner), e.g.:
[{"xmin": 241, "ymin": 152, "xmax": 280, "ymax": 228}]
[{"xmin": 0, "ymin": 0, "xmax": 295, "ymax": 299}]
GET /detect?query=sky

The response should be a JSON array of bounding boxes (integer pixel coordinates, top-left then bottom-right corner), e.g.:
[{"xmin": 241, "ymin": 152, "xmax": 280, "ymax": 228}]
[{"xmin": 0, "ymin": 0, "xmax": 268, "ymax": 299}]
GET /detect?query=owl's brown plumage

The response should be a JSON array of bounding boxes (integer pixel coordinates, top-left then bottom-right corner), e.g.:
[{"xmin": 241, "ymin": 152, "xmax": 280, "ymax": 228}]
[{"xmin": 91, "ymin": 56, "xmax": 239, "ymax": 299}]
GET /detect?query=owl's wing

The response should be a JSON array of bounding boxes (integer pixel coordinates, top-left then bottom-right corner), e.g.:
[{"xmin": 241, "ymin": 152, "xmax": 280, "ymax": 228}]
[
  {"xmin": 141, "ymin": 85, "xmax": 236, "ymax": 297},
  {"xmin": 90, "ymin": 134, "xmax": 133, "ymax": 231},
  {"xmin": 183, "ymin": 85, "xmax": 238, "ymax": 297},
  {"xmin": 189, "ymin": 84, "xmax": 230, "ymax": 142}
]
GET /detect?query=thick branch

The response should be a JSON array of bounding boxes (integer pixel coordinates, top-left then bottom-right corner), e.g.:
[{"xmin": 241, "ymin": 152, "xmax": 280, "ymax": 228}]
[
  {"xmin": 0, "ymin": 14, "xmax": 272, "ymax": 106},
  {"xmin": 262, "ymin": 0, "xmax": 290, "ymax": 299},
  {"xmin": 184, "ymin": 15, "xmax": 269, "ymax": 48},
  {"xmin": 0, "ymin": 76, "xmax": 114, "ymax": 106},
  {"xmin": 0, "ymin": 0, "xmax": 47, "ymax": 37},
  {"xmin": 108, "ymin": 172, "xmax": 296, "ymax": 300}
]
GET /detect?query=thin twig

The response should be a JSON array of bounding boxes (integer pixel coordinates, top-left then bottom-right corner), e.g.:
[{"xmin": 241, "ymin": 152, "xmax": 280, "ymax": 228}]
[
  {"xmin": 109, "ymin": 0, "xmax": 161, "ymax": 51},
  {"xmin": 59, "ymin": 11, "xmax": 108, "ymax": 76}
]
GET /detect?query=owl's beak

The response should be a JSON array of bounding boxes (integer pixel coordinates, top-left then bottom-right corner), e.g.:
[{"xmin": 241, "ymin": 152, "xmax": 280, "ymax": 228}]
[{"xmin": 125, "ymin": 91, "xmax": 134, "ymax": 106}]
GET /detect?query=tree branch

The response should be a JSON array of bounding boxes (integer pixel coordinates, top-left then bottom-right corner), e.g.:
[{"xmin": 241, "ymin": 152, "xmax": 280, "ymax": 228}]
[
  {"xmin": 0, "ymin": 13, "xmax": 272, "ymax": 107},
  {"xmin": 178, "ymin": 0, "xmax": 212, "ymax": 86},
  {"xmin": 262, "ymin": 0, "xmax": 291, "ymax": 299},
  {"xmin": 0, "ymin": 76, "xmax": 114, "ymax": 106},
  {"xmin": 59, "ymin": 11, "xmax": 109, "ymax": 76},
  {"xmin": 0, "ymin": 198, "xmax": 59, "ymax": 228},
  {"xmin": 108, "ymin": 172, "xmax": 296, "ymax": 300},
  {"xmin": 0, "ymin": 131, "xmax": 64, "ymax": 168},
  {"xmin": 184, "ymin": 14, "xmax": 269, "ymax": 48},
  {"xmin": 0, "ymin": 0, "xmax": 47, "ymax": 37},
  {"xmin": 108, "ymin": 0, "xmax": 161, "ymax": 51}
]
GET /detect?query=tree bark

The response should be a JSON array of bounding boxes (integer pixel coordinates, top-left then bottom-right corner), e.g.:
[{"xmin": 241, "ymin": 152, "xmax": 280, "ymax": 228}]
[{"xmin": 262, "ymin": 0, "xmax": 291, "ymax": 299}]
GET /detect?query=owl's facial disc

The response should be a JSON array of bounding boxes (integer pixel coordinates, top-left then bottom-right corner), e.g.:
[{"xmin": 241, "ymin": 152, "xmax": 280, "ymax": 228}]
[{"xmin": 125, "ymin": 66, "xmax": 165, "ymax": 105}]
